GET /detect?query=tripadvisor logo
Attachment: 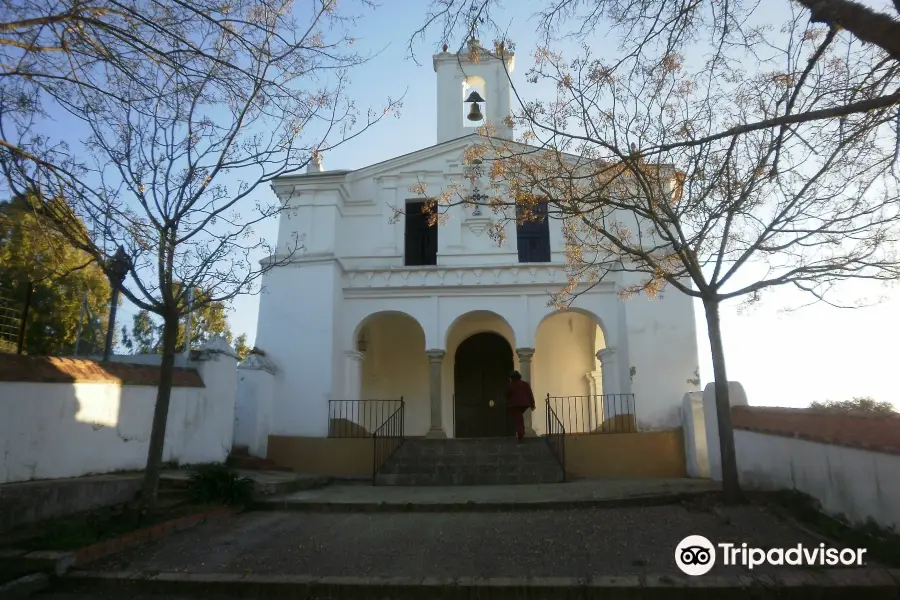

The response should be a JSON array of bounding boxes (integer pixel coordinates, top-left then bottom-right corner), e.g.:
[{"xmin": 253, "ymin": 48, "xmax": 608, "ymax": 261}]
[
  {"xmin": 675, "ymin": 535, "xmax": 716, "ymax": 576},
  {"xmin": 675, "ymin": 535, "xmax": 867, "ymax": 576}
]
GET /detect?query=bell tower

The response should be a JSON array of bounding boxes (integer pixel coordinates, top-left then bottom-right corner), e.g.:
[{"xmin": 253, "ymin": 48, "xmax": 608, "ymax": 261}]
[{"xmin": 433, "ymin": 38, "xmax": 515, "ymax": 144}]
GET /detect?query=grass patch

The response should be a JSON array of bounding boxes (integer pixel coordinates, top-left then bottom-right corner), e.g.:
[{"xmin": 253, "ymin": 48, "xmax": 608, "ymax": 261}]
[{"xmin": 765, "ymin": 489, "xmax": 900, "ymax": 568}]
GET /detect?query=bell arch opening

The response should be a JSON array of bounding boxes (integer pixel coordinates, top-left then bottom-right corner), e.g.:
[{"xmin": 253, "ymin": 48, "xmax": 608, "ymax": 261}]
[{"xmin": 463, "ymin": 76, "xmax": 486, "ymax": 127}]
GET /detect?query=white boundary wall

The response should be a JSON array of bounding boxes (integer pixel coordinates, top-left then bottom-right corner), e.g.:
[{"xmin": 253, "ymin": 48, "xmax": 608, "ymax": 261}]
[{"xmin": 0, "ymin": 336, "xmax": 238, "ymax": 484}]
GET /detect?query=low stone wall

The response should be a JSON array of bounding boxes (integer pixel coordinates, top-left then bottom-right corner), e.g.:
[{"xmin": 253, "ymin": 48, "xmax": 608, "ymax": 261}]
[
  {"xmin": 0, "ymin": 474, "xmax": 142, "ymax": 533},
  {"xmin": 732, "ymin": 406, "xmax": 900, "ymax": 530},
  {"xmin": 0, "ymin": 340, "xmax": 238, "ymax": 484},
  {"xmin": 684, "ymin": 382, "xmax": 900, "ymax": 529}
]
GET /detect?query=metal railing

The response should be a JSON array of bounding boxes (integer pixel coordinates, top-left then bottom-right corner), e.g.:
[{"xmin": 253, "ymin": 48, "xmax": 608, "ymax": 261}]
[
  {"xmin": 0, "ymin": 295, "xmax": 22, "ymax": 354},
  {"xmin": 328, "ymin": 399, "xmax": 404, "ymax": 438},
  {"xmin": 372, "ymin": 399, "xmax": 405, "ymax": 485},
  {"xmin": 547, "ymin": 394, "xmax": 637, "ymax": 434},
  {"xmin": 544, "ymin": 394, "xmax": 566, "ymax": 481}
]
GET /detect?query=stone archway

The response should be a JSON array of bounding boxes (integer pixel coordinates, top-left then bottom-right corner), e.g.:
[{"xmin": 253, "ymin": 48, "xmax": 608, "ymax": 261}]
[
  {"xmin": 343, "ymin": 310, "xmax": 428, "ymax": 436},
  {"xmin": 453, "ymin": 332, "xmax": 515, "ymax": 438}
]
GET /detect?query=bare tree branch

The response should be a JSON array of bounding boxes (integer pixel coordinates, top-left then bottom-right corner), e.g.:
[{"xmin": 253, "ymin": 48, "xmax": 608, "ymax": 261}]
[{"xmin": 0, "ymin": 0, "xmax": 402, "ymax": 509}]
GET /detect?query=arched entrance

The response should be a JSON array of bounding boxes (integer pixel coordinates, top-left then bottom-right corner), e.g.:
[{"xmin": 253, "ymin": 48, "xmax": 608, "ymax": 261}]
[{"xmin": 454, "ymin": 332, "xmax": 514, "ymax": 438}]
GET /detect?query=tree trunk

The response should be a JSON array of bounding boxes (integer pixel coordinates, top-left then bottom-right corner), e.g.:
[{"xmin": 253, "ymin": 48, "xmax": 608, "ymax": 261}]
[
  {"xmin": 103, "ymin": 287, "xmax": 120, "ymax": 361},
  {"xmin": 703, "ymin": 297, "xmax": 743, "ymax": 505},
  {"xmin": 141, "ymin": 312, "xmax": 179, "ymax": 512}
]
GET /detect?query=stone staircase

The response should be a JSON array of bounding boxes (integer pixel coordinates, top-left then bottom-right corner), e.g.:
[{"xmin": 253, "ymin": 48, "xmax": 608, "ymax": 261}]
[{"xmin": 375, "ymin": 437, "xmax": 564, "ymax": 486}]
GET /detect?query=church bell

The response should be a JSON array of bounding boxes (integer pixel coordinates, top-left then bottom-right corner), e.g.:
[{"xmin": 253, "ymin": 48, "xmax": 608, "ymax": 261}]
[{"xmin": 465, "ymin": 91, "xmax": 485, "ymax": 122}]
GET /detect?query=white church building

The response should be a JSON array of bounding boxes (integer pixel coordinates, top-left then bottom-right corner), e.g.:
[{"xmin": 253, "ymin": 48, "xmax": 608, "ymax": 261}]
[{"xmin": 243, "ymin": 40, "xmax": 701, "ymax": 477}]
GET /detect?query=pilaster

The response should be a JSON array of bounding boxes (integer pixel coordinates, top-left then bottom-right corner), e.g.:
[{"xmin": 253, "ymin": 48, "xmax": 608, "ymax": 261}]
[{"xmin": 584, "ymin": 370, "xmax": 602, "ymax": 397}]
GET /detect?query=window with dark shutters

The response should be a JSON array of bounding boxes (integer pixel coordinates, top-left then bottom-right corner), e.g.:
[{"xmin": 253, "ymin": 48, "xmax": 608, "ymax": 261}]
[
  {"xmin": 516, "ymin": 201, "xmax": 551, "ymax": 263},
  {"xmin": 404, "ymin": 201, "xmax": 438, "ymax": 266}
]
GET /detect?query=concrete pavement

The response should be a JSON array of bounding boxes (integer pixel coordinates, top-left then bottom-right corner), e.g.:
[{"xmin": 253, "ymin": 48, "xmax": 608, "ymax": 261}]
[{"xmin": 256, "ymin": 477, "xmax": 722, "ymax": 512}]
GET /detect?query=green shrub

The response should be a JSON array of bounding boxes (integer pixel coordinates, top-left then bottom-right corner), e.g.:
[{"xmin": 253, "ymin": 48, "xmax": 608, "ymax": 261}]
[
  {"xmin": 187, "ymin": 463, "xmax": 254, "ymax": 505},
  {"xmin": 809, "ymin": 397, "xmax": 896, "ymax": 416}
]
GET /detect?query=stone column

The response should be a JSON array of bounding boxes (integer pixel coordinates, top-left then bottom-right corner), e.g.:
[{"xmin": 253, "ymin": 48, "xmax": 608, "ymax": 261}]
[
  {"xmin": 584, "ymin": 370, "xmax": 603, "ymax": 433},
  {"xmin": 516, "ymin": 347, "xmax": 537, "ymax": 437},
  {"xmin": 425, "ymin": 349, "xmax": 447, "ymax": 438},
  {"xmin": 597, "ymin": 348, "xmax": 633, "ymax": 421},
  {"xmin": 597, "ymin": 348, "xmax": 623, "ymax": 408},
  {"xmin": 344, "ymin": 351, "xmax": 364, "ymax": 400}
]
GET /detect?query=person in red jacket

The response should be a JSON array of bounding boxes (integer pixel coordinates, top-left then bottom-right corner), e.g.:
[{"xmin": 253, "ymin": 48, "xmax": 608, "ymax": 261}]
[{"xmin": 506, "ymin": 370, "xmax": 536, "ymax": 443}]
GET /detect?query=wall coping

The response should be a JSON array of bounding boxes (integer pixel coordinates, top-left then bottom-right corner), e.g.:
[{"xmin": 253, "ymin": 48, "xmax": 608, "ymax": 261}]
[
  {"xmin": 732, "ymin": 405, "xmax": 900, "ymax": 456},
  {"xmin": 735, "ymin": 404, "xmax": 899, "ymax": 420},
  {"xmin": 0, "ymin": 355, "xmax": 205, "ymax": 388}
]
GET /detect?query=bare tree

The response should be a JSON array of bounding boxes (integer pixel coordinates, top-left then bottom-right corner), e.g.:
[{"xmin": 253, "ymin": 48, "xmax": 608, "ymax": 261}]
[
  {"xmin": 407, "ymin": 7, "xmax": 900, "ymax": 502},
  {"xmin": 1, "ymin": 0, "xmax": 401, "ymax": 509}
]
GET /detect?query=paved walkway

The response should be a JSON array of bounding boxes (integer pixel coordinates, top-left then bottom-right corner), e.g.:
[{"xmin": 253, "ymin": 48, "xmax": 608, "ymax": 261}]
[
  {"xmin": 258, "ymin": 478, "xmax": 721, "ymax": 511},
  {"xmin": 86, "ymin": 500, "xmax": 875, "ymax": 578}
]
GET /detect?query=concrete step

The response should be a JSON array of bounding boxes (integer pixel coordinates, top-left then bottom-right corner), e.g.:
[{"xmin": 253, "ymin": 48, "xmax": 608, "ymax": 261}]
[
  {"xmin": 375, "ymin": 467, "xmax": 564, "ymax": 486},
  {"xmin": 379, "ymin": 459, "xmax": 560, "ymax": 474},
  {"xmin": 394, "ymin": 448, "xmax": 548, "ymax": 462},
  {"xmin": 226, "ymin": 454, "xmax": 293, "ymax": 472},
  {"xmin": 395, "ymin": 447, "xmax": 552, "ymax": 458},
  {"xmin": 392, "ymin": 439, "xmax": 548, "ymax": 455},
  {"xmin": 397, "ymin": 438, "xmax": 545, "ymax": 448},
  {"xmin": 376, "ymin": 437, "xmax": 564, "ymax": 486}
]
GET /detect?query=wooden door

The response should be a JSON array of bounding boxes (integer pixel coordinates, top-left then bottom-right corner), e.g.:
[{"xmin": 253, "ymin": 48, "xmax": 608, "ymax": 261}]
[{"xmin": 453, "ymin": 332, "xmax": 515, "ymax": 438}]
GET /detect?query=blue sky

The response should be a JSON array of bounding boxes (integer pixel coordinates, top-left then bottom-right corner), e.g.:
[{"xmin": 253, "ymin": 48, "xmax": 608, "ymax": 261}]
[{"xmin": 112, "ymin": 0, "xmax": 899, "ymax": 409}]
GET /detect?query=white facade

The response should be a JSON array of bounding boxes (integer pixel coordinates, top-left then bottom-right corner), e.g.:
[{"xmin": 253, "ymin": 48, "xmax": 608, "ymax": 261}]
[{"xmin": 252, "ymin": 42, "xmax": 700, "ymax": 440}]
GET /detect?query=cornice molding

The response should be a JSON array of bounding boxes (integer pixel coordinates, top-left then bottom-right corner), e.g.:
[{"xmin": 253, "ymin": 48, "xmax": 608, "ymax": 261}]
[{"xmin": 342, "ymin": 263, "xmax": 610, "ymax": 291}]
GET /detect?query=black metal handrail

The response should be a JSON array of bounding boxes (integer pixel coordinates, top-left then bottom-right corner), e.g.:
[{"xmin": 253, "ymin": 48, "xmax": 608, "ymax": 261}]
[
  {"xmin": 546, "ymin": 394, "xmax": 637, "ymax": 434},
  {"xmin": 544, "ymin": 394, "xmax": 565, "ymax": 481},
  {"xmin": 372, "ymin": 397, "xmax": 405, "ymax": 485},
  {"xmin": 328, "ymin": 399, "xmax": 403, "ymax": 438}
]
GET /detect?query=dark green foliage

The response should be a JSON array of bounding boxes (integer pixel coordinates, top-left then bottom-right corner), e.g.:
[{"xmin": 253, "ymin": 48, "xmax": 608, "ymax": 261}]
[
  {"xmin": 809, "ymin": 397, "xmax": 896, "ymax": 416},
  {"xmin": 187, "ymin": 463, "xmax": 254, "ymax": 506},
  {"xmin": 0, "ymin": 194, "xmax": 111, "ymax": 355}
]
